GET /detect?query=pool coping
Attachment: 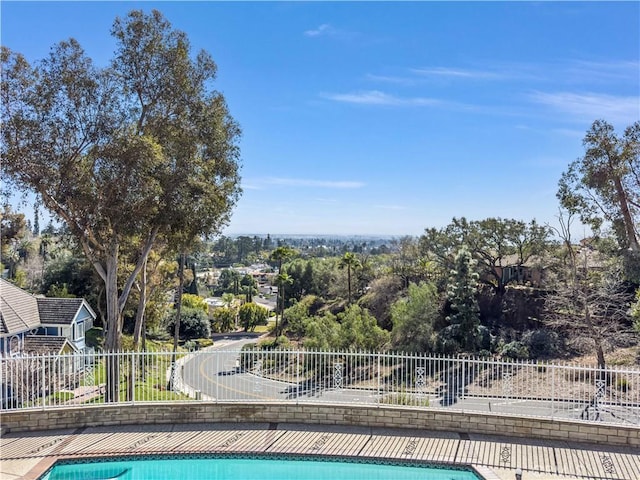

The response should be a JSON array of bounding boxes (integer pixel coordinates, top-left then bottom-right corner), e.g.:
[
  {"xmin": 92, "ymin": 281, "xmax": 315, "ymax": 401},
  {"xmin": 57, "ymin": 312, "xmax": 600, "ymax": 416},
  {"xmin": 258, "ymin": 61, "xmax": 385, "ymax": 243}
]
[
  {"xmin": 36, "ymin": 452, "xmax": 487, "ymax": 480},
  {"xmin": 3, "ymin": 422, "xmax": 638, "ymax": 480}
]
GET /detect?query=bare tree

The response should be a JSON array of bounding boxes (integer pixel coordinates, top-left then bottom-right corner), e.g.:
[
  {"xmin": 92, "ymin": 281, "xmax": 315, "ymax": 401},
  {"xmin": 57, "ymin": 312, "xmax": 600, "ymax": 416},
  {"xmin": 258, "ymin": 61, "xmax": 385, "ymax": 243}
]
[{"xmin": 544, "ymin": 253, "xmax": 636, "ymax": 368}]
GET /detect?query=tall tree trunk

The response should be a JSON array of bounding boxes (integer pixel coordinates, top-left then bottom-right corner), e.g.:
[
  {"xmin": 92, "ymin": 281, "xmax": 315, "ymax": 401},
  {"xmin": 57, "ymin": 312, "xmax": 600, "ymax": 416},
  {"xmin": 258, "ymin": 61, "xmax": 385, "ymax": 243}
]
[
  {"xmin": 279, "ymin": 289, "xmax": 286, "ymax": 338},
  {"xmin": 169, "ymin": 252, "xmax": 185, "ymax": 390},
  {"xmin": 104, "ymin": 242, "xmax": 121, "ymax": 403},
  {"xmin": 133, "ymin": 257, "xmax": 148, "ymax": 351},
  {"xmin": 613, "ymin": 176, "xmax": 640, "ymax": 252}
]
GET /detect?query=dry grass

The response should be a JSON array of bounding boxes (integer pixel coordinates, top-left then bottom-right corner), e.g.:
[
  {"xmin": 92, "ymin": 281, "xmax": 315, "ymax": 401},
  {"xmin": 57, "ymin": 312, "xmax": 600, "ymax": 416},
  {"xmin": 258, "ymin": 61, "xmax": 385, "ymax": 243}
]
[{"xmin": 556, "ymin": 346, "xmax": 640, "ymax": 367}]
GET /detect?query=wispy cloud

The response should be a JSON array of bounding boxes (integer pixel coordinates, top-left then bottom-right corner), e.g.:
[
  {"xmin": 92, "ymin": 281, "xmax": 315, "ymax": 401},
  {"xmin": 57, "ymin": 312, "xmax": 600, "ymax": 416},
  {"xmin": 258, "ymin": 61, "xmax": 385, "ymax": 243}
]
[
  {"xmin": 261, "ymin": 177, "xmax": 365, "ymax": 189},
  {"xmin": 552, "ymin": 128, "xmax": 586, "ymax": 138},
  {"xmin": 375, "ymin": 204, "xmax": 407, "ymax": 211},
  {"xmin": 322, "ymin": 90, "xmax": 440, "ymax": 107},
  {"xmin": 529, "ymin": 91, "xmax": 640, "ymax": 124},
  {"xmin": 411, "ymin": 67, "xmax": 506, "ymax": 80},
  {"xmin": 315, "ymin": 197, "xmax": 339, "ymax": 204},
  {"xmin": 369, "ymin": 59, "xmax": 638, "ymax": 88},
  {"xmin": 303, "ymin": 23, "xmax": 372, "ymax": 44},
  {"xmin": 304, "ymin": 24, "xmax": 335, "ymax": 37},
  {"xmin": 564, "ymin": 60, "xmax": 640, "ymax": 84},
  {"xmin": 241, "ymin": 183, "xmax": 263, "ymax": 190},
  {"xmin": 364, "ymin": 73, "xmax": 418, "ymax": 86}
]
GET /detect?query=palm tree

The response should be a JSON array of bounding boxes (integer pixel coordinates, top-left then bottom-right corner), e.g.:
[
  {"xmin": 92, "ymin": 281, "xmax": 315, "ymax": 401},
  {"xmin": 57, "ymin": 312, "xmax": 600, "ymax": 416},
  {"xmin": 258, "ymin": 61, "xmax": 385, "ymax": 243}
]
[
  {"xmin": 275, "ymin": 272, "xmax": 293, "ymax": 338},
  {"xmin": 269, "ymin": 246, "xmax": 296, "ymax": 273},
  {"xmin": 339, "ymin": 252, "xmax": 361, "ymax": 304},
  {"xmin": 269, "ymin": 246, "xmax": 295, "ymax": 338}
]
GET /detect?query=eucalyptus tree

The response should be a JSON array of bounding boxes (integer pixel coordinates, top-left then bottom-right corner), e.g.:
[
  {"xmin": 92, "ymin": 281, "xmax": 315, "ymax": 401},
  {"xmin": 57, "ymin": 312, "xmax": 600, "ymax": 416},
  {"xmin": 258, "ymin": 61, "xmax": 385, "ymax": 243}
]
[
  {"xmin": 1, "ymin": 10, "xmax": 241, "ymax": 401},
  {"xmin": 558, "ymin": 120, "xmax": 640, "ymax": 253},
  {"xmin": 131, "ymin": 247, "xmax": 178, "ymax": 351}
]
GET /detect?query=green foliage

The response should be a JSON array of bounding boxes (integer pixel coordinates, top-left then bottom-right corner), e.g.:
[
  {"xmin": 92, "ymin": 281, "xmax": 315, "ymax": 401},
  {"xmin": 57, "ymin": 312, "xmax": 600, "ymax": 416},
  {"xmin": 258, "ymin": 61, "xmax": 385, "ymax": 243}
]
[
  {"xmin": 42, "ymin": 254, "xmax": 96, "ymax": 299},
  {"xmin": 240, "ymin": 274, "xmax": 257, "ymax": 302},
  {"xmin": 632, "ymin": 288, "xmax": 640, "ymax": 333},
  {"xmin": 391, "ymin": 282, "xmax": 440, "ymax": 352},
  {"xmin": 338, "ymin": 251, "xmax": 362, "ymax": 304},
  {"xmin": 269, "ymin": 246, "xmax": 297, "ymax": 270},
  {"xmin": 613, "ymin": 376, "xmax": 629, "ymax": 392},
  {"xmin": 445, "ymin": 246, "xmax": 481, "ymax": 352},
  {"xmin": 521, "ymin": 329, "xmax": 563, "ymax": 359},
  {"xmin": 623, "ymin": 251, "xmax": 640, "ymax": 284},
  {"xmin": 211, "ymin": 306, "xmax": 236, "ymax": 333},
  {"xmin": 13, "ymin": 269, "xmax": 27, "ymax": 288},
  {"xmin": 238, "ymin": 302, "xmax": 269, "ymax": 332},
  {"xmin": 50, "ymin": 391, "xmax": 75, "ymax": 404},
  {"xmin": 380, "ymin": 391, "xmax": 430, "ymax": 407},
  {"xmin": 420, "ymin": 217, "xmax": 551, "ymax": 293},
  {"xmin": 258, "ymin": 335, "xmax": 291, "ymax": 350},
  {"xmin": 283, "ymin": 295, "xmax": 323, "ymax": 337},
  {"xmin": 336, "ymin": 304, "xmax": 389, "ymax": 351},
  {"xmin": 183, "ymin": 337, "xmax": 213, "ymax": 351},
  {"xmin": 303, "ymin": 313, "xmax": 341, "ymax": 350},
  {"xmin": 304, "ymin": 305, "xmax": 388, "ymax": 351},
  {"xmin": 500, "ymin": 341, "xmax": 529, "ymax": 360},
  {"xmin": 286, "ymin": 259, "xmax": 317, "ymax": 302},
  {"xmin": 215, "ymin": 269, "xmax": 241, "ymax": 295},
  {"xmin": 166, "ymin": 307, "xmax": 211, "ymax": 340},
  {"xmin": 46, "ymin": 283, "xmax": 76, "ymax": 298},
  {"xmin": 181, "ymin": 293, "xmax": 208, "ymax": 313},
  {"xmin": 85, "ymin": 327, "xmax": 104, "ymax": 349},
  {"xmin": 1, "ymin": 10, "xmax": 241, "ymax": 360},
  {"xmin": 557, "ymin": 120, "xmax": 640, "ymax": 252}
]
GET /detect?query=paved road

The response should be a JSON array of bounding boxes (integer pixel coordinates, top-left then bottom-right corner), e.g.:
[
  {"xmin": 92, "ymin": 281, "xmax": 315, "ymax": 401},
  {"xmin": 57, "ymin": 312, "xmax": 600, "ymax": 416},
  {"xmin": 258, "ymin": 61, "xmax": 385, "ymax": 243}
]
[{"xmin": 181, "ymin": 338, "xmax": 639, "ymax": 426}]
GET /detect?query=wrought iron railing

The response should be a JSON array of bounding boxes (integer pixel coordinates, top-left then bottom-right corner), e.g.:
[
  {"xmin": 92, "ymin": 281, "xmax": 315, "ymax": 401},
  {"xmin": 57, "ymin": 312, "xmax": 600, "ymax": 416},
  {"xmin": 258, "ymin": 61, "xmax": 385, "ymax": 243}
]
[{"xmin": 1, "ymin": 348, "xmax": 639, "ymax": 426}]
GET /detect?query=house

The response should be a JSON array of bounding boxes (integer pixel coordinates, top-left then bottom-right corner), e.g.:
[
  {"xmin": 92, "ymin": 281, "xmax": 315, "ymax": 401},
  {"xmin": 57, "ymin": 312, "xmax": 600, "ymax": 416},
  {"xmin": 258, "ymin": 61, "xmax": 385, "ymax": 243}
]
[
  {"xmin": 492, "ymin": 254, "xmax": 547, "ymax": 288},
  {"xmin": 0, "ymin": 279, "xmax": 96, "ymax": 357}
]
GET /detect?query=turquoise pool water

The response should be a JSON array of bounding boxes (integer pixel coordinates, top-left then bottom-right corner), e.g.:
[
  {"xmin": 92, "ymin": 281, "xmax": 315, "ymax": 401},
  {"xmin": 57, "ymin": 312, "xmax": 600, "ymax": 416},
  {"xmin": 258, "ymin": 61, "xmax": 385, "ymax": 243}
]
[{"xmin": 42, "ymin": 456, "xmax": 482, "ymax": 480}]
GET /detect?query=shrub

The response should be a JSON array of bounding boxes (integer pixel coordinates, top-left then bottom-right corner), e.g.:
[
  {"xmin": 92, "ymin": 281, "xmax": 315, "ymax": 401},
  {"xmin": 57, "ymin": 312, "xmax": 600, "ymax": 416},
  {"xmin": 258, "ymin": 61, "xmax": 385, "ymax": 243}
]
[
  {"xmin": 500, "ymin": 341, "xmax": 529, "ymax": 360},
  {"xmin": 380, "ymin": 390, "xmax": 429, "ymax": 407},
  {"xmin": 258, "ymin": 336, "xmax": 291, "ymax": 350},
  {"xmin": 166, "ymin": 307, "xmax": 211, "ymax": 340},
  {"xmin": 615, "ymin": 377, "xmax": 629, "ymax": 392},
  {"xmin": 521, "ymin": 329, "xmax": 562, "ymax": 359}
]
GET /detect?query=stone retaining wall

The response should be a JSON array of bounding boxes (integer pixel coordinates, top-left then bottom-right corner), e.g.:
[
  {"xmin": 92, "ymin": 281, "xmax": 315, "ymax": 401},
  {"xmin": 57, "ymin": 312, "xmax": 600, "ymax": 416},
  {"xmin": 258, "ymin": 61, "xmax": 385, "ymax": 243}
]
[{"xmin": 1, "ymin": 403, "xmax": 638, "ymax": 447}]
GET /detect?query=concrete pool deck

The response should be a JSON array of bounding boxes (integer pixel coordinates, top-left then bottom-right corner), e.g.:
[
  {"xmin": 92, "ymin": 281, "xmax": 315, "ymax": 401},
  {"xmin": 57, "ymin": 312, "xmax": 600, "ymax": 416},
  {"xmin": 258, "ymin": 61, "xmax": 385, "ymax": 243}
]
[{"xmin": 1, "ymin": 422, "xmax": 638, "ymax": 480}]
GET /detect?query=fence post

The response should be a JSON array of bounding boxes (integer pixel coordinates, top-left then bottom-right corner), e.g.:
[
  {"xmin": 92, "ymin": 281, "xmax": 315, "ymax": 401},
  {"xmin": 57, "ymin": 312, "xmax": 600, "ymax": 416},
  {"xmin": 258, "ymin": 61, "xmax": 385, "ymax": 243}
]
[
  {"xmin": 550, "ymin": 362, "xmax": 555, "ymax": 420},
  {"xmin": 461, "ymin": 357, "xmax": 466, "ymax": 404},
  {"xmin": 215, "ymin": 350, "xmax": 219, "ymax": 403},
  {"xmin": 131, "ymin": 351, "xmax": 136, "ymax": 405},
  {"xmin": 41, "ymin": 354, "xmax": 46, "ymax": 411},
  {"xmin": 377, "ymin": 352, "xmax": 381, "ymax": 407}
]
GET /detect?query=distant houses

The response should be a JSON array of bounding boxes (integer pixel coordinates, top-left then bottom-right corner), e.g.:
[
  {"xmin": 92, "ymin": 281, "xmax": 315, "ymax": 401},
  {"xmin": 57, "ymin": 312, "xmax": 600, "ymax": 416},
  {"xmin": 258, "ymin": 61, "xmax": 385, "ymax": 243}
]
[{"xmin": 0, "ymin": 278, "xmax": 96, "ymax": 357}]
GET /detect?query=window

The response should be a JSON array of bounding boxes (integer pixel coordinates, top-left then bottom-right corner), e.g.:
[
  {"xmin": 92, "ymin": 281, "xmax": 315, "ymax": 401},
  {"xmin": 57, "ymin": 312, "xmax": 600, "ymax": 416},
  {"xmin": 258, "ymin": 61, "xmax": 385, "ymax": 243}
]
[{"xmin": 74, "ymin": 321, "xmax": 85, "ymax": 341}]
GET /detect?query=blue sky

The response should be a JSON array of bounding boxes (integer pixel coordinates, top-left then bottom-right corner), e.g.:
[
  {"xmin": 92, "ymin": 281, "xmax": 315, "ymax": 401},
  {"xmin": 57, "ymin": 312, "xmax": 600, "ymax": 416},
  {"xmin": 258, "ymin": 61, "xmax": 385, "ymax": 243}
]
[{"xmin": 2, "ymin": 1, "xmax": 639, "ymax": 236}]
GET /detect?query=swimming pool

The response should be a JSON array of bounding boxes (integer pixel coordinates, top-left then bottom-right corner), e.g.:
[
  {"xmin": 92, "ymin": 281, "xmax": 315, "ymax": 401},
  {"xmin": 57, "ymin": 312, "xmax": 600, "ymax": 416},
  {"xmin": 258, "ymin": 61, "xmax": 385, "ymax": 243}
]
[{"xmin": 41, "ymin": 454, "xmax": 483, "ymax": 480}]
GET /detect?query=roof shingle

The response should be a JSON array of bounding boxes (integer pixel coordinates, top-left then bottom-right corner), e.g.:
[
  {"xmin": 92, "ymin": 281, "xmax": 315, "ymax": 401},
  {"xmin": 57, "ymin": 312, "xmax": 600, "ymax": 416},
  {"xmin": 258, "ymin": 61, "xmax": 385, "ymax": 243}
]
[
  {"xmin": 36, "ymin": 297, "xmax": 84, "ymax": 325},
  {"xmin": 23, "ymin": 335, "xmax": 73, "ymax": 354},
  {"xmin": 0, "ymin": 279, "xmax": 40, "ymax": 335}
]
